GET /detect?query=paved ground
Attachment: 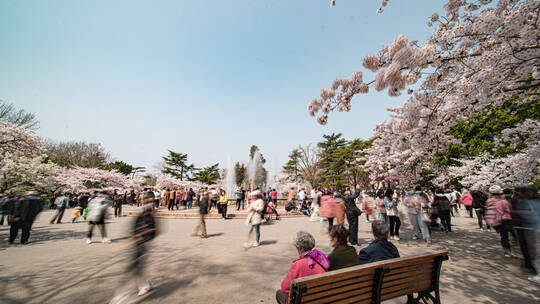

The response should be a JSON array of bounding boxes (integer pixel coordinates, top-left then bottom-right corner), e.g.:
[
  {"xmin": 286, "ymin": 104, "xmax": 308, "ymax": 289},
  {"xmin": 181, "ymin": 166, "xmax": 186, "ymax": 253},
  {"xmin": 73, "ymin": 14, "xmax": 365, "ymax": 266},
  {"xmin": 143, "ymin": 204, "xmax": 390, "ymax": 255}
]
[
  {"xmin": 121, "ymin": 205, "xmax": 305, "ymax": 219},
  {"xmin": 1, "ymin": 209, "xmax": 539, "ymax": 304}
]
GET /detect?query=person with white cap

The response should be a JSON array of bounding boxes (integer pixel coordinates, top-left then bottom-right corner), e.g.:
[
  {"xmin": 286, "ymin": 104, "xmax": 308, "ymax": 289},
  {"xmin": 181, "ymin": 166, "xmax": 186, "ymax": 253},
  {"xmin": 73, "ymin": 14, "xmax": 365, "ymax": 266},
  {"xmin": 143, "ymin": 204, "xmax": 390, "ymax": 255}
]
[
  {"xmin": 485, "ymin": 185, "xmax": 514, "ymax": 258},
  {"xmin": 244, "ymin": 189, "xmax": 265, "ymax": 248}
]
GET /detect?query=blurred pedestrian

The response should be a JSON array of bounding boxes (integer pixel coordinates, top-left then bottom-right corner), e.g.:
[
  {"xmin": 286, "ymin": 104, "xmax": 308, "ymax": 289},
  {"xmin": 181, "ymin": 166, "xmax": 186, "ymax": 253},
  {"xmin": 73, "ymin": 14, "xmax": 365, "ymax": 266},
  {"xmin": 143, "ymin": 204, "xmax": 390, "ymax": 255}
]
[
  {"xmin": 86, "ymin": 191, "xmax": 112, "ymax": 244},
  {"xmin": 193, "ymin": 191, "xmax": 209, "ymax": 238},
  {"xmin": 485, "ymin": 185, "xmax": 515, "ymax": 258},
  {"xmin": 433, "ymin": 189, "xmax": 452, "ymax": 233},
  {"xmin": 130, "ymin": 192, "xmax": 157, "ymax": 296},
  {"xmin": 244, "ymin": 190, "xmax": 264, "ymax": 248},
  {"xmin": 459, "ymin": 190, "xmax": 474, "ymax": 218},
  {"xmin": 9, "ymin": 191, "xmax": 42, "ymax": 244},
  {"xmin": 320, "ymin": 189, "xmax": 335, "ymax": 229},
  {"xmin": 110, "ymin": 192, "xmax": 158, "ymax": 303},
  {"xmin": 50, "ymin": 193, "xmax": 69, "ymax": 224},
  {"xmin": 113, "ymin": 190, "xmax": 123, "ymax": 218},
  {"xmin": 471, "ymin": 190, "xmax": 489, "ymax": 231}
]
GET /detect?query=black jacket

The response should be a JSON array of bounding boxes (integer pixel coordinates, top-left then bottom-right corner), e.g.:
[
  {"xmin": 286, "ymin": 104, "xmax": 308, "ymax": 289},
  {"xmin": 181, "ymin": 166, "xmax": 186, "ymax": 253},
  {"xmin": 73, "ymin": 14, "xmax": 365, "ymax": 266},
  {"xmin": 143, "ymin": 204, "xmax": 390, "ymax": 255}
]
[
  {"xmin": 343, "ymin": 189, "xmax": 361, "ymax": 216},
  {"xmin": 13, "ymin": 198, "xmax": 42, "ymax": 222},
  {"xmin": 199, "ymin": 197, "xmax": 209, "ymax": 215}
]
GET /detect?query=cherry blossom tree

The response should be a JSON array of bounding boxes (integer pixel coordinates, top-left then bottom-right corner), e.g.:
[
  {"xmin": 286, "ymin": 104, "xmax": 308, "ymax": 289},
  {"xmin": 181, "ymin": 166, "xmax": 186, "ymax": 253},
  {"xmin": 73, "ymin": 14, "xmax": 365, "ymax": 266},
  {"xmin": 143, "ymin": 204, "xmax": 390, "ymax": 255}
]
[
  {"xmin": 155, "ymin": 174, "xmax": 204, "ymax": 190},
  {"xmin": 0, "ymin": 155, "xmax": 59, "ymax": 195},
  {"xmin": 56, "ymin": 167, "xmax": 139, "ymax": 193},
  {"xmin": 310, "ymin": 0, "xmax": 539, "ymax": 186},
  {"xmin": 0, "ymin": 121, "xmax": 43, "ymax": 159}
]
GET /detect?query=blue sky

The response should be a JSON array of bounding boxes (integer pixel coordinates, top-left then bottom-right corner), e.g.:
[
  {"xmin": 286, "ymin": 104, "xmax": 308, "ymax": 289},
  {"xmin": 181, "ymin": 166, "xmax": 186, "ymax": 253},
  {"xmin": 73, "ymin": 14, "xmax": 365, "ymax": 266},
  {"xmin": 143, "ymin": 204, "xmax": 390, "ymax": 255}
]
[{"xmin": 0, "ymin": 0, "xmax": 444, "ymax": 172}]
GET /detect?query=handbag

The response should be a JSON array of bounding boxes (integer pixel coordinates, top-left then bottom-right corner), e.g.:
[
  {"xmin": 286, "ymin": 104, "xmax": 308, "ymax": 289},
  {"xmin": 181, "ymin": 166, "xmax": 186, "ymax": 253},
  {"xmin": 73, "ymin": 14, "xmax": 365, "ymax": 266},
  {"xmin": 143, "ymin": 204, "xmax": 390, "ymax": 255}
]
[{"xmin": 421, "ymin": 210, "xmax": 430, "ymax": 222}]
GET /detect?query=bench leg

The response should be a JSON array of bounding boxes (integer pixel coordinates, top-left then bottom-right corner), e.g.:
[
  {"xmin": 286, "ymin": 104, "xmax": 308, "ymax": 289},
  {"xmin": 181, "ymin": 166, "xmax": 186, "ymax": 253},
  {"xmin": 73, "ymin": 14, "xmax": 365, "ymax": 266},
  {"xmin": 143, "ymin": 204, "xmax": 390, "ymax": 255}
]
[{"xmin": 407, "ymin": 292, "xmax": 436, "ymax": 304}]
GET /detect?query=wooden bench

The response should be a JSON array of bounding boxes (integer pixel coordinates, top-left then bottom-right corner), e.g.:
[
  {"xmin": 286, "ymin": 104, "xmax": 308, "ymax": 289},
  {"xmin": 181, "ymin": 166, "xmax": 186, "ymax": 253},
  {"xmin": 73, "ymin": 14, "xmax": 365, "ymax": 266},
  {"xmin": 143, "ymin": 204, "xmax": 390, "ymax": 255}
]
[{"xmin": 288, "ymin": 251, "xmax": 448, "ymax": 304}]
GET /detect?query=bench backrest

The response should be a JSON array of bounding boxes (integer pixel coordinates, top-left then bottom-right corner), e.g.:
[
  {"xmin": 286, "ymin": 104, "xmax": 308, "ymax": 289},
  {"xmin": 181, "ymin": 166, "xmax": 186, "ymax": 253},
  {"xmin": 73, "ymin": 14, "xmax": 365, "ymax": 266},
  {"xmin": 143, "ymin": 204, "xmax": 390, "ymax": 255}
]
[
  {"xmin": 289, "ymin": 251, "xmax": 448, "ymax": 304},
  {"xmin": 289, "ymin": 264, "xmax": 381, "ymax": 304}
]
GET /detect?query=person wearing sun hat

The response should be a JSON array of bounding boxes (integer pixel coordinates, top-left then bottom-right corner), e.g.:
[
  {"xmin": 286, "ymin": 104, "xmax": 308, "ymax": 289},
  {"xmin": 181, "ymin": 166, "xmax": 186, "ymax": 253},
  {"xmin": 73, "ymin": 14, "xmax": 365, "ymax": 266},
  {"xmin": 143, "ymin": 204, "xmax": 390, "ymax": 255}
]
[
  {"xmin": 485, "ymin": 185, "xmax": 514, "ymax": 258},
  {"xmin": 244, "ymin": 189, "xmax": 265, "ymax": 248}
]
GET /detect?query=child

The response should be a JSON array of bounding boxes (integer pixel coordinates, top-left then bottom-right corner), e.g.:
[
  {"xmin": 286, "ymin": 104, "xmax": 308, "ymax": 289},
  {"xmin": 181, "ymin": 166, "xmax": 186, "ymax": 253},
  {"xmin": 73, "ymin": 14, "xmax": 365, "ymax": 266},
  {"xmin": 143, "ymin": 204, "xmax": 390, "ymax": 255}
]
[{"xmin": 71, "ymin": 206, "xmax": 82, "ymax": 223}]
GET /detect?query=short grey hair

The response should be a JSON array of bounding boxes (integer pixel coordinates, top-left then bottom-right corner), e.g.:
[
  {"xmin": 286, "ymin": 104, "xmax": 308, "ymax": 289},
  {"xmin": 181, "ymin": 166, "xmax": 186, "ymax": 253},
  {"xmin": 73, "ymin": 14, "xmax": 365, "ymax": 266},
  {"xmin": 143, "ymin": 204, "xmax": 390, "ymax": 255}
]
[
  {"xmin": 293, "ymin": 231, "xmax": 316, "ymax": 252},
  {"xmin": 372, "ymin": 220, "xmax": 389, "ymax": 239}
]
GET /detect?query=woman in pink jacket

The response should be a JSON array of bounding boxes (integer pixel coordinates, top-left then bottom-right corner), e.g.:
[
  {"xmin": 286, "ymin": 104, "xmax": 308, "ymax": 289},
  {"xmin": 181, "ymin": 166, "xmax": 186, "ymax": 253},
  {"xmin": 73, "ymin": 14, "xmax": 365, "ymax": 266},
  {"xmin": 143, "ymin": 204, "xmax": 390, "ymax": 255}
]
[
  {"xmin": 458, "ymin": 190, "xmax": 474, "ymax": 218},
  {"xmin": 276, "ymin": 231, "xmax": 329, "ymax": 304},
  {"xmin": 375, "ymin": 189, "xmax": 387, "ymax": 224},
  {"xmin": 319, "ymin": 189, "xmax": 336, "ymax": 229},
  {"xmin": 485, "ymin": 185, "xmax": 514, "ymax": 257}
]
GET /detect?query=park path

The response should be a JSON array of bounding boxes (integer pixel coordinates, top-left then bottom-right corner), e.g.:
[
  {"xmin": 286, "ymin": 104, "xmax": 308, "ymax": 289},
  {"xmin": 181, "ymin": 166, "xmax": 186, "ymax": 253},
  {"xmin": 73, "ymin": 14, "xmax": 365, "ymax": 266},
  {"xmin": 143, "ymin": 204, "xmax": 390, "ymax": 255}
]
[{"xmin": 0, "ymin": 209, "xmax": 539, "ymax": 303}]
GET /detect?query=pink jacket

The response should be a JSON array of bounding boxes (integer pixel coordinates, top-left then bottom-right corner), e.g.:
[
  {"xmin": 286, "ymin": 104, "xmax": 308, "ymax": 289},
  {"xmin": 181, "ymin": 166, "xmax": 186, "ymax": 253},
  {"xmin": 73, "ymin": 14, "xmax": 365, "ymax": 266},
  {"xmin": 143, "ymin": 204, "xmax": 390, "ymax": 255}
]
[
  {"xmin": 320, "ymin": 195, "xmax": 335, "ymax": 218},
  {"xmin": 281, "ymin": 257, "xmax": 326, "ymax": 296},
  {"xmin": 403, "ymin": 195, "xmax": 417, "ymax": 214},
  {"xmin": 459, "ymin": 193, "xmax": 473, "ymax": 206},
  {"xmin": 376, "ymin": 197, "xmax": 386, "ymax": 214},
  {"xmin": 485, "ymin": 197, "xmax": 512, "ymax": 227}
]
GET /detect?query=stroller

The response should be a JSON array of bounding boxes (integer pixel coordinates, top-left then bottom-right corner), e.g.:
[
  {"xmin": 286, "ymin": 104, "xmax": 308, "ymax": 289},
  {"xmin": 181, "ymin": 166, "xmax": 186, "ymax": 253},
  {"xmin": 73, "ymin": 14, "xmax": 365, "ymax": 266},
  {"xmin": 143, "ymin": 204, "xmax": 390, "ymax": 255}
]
[{"xmin": 265, "ymin": 201, "xmax": 280, "ymax": 221}]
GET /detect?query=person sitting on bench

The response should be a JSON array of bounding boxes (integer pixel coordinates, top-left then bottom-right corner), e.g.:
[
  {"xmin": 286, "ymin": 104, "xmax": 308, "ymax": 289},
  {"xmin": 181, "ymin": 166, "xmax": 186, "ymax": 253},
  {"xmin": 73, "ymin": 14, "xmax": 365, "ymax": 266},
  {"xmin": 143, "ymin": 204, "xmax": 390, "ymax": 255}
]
[
  {"xmin": 327, "ymin": 225, "xmax": 360, "ymax": 270},
  {"xmin": 276, "ymin": 231, "xmax": 330, "ymax": 304},
  {"xmin": 358, "ymin": 219, "xmax": 399, "ymax": 264}
]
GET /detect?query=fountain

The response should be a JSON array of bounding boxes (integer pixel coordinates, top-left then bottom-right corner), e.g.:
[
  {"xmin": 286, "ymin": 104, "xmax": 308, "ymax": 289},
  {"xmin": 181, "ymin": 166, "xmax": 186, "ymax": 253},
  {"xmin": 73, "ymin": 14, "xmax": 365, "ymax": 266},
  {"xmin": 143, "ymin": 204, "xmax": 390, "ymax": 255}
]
[
  {"xmin": 246, "ymin": 150, "xmax": 261, "ymax": 190},
  {"xmin": 266, "ymin": 155, "xmax": 277, "ymax": 191},
  {"xmin": 223, "ymin": 156, "xmax": 236, "ymax": 197}
]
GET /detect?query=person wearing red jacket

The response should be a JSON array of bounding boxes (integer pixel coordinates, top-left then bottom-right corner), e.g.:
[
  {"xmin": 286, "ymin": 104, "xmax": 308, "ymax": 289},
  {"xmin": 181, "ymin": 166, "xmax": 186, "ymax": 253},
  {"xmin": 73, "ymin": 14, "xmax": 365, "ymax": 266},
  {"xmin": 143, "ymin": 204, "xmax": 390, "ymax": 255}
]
[
  {"xmin": 485, "ymin": 185, "xmax": 514, "ymax": 257},
  {"xmin": 459, "ymin": 190, "xmax": 474, "ymax": 218},
  {"xmin": 276, "ymin": 231, "xmax": 329, "ymax": 304}
]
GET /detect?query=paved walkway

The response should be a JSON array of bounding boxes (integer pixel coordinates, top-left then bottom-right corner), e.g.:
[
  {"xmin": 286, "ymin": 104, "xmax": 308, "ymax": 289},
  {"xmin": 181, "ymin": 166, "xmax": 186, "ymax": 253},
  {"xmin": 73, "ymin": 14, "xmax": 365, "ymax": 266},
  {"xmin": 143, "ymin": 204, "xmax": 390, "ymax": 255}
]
[
  {"xmin": 1, "ymin": 209, "xmax": 539, "ymax": 303},
  {"xmin": 122, "ymin": 205, "xmax": 305, "ymax": 219}
]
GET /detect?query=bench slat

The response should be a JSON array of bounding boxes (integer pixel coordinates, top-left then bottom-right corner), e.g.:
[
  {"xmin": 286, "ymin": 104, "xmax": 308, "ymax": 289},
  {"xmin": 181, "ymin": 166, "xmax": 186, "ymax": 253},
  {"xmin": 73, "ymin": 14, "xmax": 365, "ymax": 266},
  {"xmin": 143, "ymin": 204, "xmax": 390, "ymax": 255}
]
[
  {"xmin": 380, "ymin": 279, "xmax": 432, "ymax": 300},
  {"xmin": 375, "ymin": 255, "xmax": 438, "ymax": 270},
  {"xmin": 333, "ymin": 294, "xmax": 373, "ymax": 304},
  {"xmin": 384, "ymin": 260, "xmax": 434, "ymax": 276},
  {"xmin": 303, "ymin": 275, "xmax": 374, "ymax": 295},
  {"xmin": 304, "ymin": 286, "xmax": 372, "ymax": 304},
  {"xmin": 382, "ymin": 271, "xmax": 432, "ymax": 289},
  {"xmin": 383, "ymin": 268, "xmax": 433, "ymax": 284},
  {"xmin": 293, "ymin": 268, "xmax": 376, "ymax": 289}
]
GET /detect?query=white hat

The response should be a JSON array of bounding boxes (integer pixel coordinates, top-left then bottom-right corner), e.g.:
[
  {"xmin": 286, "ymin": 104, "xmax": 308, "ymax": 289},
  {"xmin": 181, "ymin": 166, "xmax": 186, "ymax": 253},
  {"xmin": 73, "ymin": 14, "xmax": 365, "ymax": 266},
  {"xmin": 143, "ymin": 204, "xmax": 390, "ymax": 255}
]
[
  {"xmin": 489, "ymin": 185, "xmax": 503, "ymax": 194},
  {"xmin": 251, "ymin": 190, "xmax": 262, "ymax": 197}
]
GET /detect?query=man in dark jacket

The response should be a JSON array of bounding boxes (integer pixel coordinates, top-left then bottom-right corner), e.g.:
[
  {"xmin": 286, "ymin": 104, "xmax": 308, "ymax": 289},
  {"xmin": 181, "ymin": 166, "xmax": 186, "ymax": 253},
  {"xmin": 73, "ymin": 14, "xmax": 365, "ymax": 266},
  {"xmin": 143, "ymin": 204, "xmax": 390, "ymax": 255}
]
[
  {"xmin": 9, "ymin": 192, "xmax": 42, "ymax": 244},
  {"xmin": 193, "ymin": 191, "xmax": 209, "ymax": 238},
  {"xmin": 358, "ymin": 220, "xmax": 400, "ymax": 264},
  {"xmin": 343, "ymin": 185, "xmax": 362, "ymax": 245},
  {"xmin": 186, "ymin": 188, "xmax": 195, "ymax": 209}
]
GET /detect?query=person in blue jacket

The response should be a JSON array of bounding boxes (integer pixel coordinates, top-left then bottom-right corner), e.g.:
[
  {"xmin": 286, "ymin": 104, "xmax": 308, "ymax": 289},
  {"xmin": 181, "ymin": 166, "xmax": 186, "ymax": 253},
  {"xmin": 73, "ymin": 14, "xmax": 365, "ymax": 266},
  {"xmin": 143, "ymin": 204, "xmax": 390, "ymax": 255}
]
[{"xmin": 358, "ymin": 219, "xmax": 400, "ymax": 264}]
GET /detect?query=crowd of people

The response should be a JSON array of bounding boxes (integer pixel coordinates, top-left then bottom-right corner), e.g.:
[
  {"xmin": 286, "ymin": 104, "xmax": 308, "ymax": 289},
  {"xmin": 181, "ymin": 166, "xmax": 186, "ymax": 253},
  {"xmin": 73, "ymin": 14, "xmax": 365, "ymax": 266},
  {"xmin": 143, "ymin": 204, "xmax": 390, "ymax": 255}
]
[
  {"xmin": 1, "ymin": 182, "xmax": 539, "ymax": 301},
  {"xmin": 272, "ymin": 182, "xmax": 540, "ymax": 299}
]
